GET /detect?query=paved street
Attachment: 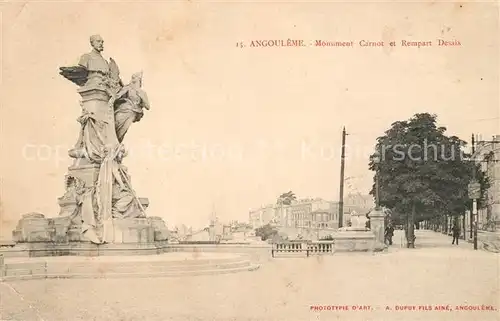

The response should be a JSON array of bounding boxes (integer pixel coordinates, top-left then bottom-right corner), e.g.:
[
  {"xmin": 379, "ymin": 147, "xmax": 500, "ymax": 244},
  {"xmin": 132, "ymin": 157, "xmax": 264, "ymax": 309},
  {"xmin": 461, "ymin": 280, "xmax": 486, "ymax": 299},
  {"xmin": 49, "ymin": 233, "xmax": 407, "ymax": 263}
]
[{"xmin": 1, "ymin": 230, "xmax": 499, "ymax": 321}]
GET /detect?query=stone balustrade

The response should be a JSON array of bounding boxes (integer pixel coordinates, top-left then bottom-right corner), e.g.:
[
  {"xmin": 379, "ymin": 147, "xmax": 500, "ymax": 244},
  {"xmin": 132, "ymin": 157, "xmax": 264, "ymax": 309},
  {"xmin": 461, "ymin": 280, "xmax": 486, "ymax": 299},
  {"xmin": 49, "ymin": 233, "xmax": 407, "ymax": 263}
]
[
  {"xmin": 307, "ymin": 241, "xmax": 334, "ymax": 254},
  {"xmin": 271, "ymin": 229, "xmax": 382, "ymax": 257},
  {"xmin": 271, "ymin": 241, "xmax": 309, "ymax": 257},
  {"xmin": 271, "ymin": 240, "xmax": 336, "ymax": 257}
]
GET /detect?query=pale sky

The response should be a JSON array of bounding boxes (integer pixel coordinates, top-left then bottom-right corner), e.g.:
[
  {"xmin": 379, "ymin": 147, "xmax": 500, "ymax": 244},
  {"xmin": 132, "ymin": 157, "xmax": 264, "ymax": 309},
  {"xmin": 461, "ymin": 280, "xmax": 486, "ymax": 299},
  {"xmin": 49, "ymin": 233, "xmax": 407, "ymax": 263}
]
[{"xmin": 0, "ymin": 1, "xmax": 498, "ymax": 235}]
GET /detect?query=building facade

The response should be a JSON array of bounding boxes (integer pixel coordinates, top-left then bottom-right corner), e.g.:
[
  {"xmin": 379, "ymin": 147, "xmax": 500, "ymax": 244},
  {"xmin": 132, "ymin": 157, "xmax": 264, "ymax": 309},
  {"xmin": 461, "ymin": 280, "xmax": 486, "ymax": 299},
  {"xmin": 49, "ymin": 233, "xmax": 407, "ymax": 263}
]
[
  {"xmin": 249, "ymin": 194, "xmax": 374, "ymax": 230},
  {"xmin": 473, "ymin": 135, "xmax": 500, "ymax": 230},
  {"xmin": 249, "ymin": 203, "xmax": 276, "ymax": 229},
  {"xmin": 248, "ymin": 209, "xmax": 262, "ymax": 229},
  {"xmin": 283, "ymin": 198, "xmax": 335, "ymax": 227},
  {"xmin": 308, "ymin": 210, "xmax": 337, "ymax": 228},
  {"xmin": 344, "ymin": 193, "xmax": 375, "ymax": 210}
]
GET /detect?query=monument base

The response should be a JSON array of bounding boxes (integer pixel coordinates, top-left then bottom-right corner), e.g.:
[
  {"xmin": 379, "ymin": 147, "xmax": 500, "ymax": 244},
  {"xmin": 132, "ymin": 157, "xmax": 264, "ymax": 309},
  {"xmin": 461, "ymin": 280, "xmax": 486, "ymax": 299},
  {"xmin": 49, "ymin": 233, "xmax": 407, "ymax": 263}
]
[
  {"xmin": 332, "ymin": 231, "xmax": 380, "ymax": 252},
  {"xmin": 108, "ymin": 217, "xmax": 154, "ymax": 243},
  {"xmin": 0, "ymin": 241, "xmax": 170, "ymax": 258},
  {"xmin": 368, "ymin": 208, "xmax": 387, "ymax": 251},
  {"xmin": 11, "ymin": 213, "xmax": 52, "ymax": 243},
  {"xmin": 12, "ymin": 212, "xmax": 169, "ymax": 251}
]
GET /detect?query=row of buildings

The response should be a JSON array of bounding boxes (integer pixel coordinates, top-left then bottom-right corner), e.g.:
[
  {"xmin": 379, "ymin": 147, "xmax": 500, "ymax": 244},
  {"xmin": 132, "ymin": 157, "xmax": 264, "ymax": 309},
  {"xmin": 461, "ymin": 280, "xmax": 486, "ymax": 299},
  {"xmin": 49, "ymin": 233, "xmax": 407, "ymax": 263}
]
[
  {"xmin": 473, "ymin": 134, "xmax": 500, "ymax": 230},
  {"xmin": 248, "ymin": 193, "xmax": 374, "ymax": 229},
  {"xmin": 170, "ymin": 220, "xmax": 255, "ymax": 243},
  {"xmin": 248, "ymin": 134, "xmax": 500, "ymax": 233}
]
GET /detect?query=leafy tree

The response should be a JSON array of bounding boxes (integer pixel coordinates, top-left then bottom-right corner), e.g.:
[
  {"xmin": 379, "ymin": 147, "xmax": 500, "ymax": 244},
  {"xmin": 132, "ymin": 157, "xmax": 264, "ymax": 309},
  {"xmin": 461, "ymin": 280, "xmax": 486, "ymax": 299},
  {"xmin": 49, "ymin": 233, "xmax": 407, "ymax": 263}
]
[
  {"xmin": 369, "ymin": 113, "xmax": 489, "ymax": 248},
  {"xmin": 255, "ymin": 224, "xmax": 278, "ymax": 241},
  {"xmin": 276, "ymin": 191, "xmax": 297, "ymax": 206}
]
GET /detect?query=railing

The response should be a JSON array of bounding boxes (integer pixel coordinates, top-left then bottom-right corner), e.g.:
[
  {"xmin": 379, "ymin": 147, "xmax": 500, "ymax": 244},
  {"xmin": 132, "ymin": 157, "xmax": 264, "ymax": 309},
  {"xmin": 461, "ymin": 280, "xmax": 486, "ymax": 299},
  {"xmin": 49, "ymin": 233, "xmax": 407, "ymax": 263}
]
[
  {"xmin": 271, "ymin": 242, "xmax": 309, "ymax": 257},
  {"xmin": 307, "ymin": 241, "xmax": 334, "ymax": 254},
  {"xmin": 271, "ymin": 240, "xmax": 335, "ymax": 257}
]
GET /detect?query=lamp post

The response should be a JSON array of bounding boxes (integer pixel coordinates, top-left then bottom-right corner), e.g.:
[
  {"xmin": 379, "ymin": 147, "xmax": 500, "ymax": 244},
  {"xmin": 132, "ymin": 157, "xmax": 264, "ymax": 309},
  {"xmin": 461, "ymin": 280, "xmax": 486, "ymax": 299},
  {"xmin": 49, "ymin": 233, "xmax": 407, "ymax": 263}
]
[
  {"xmin": 371, "ymin": 151, "xmax": 381, "ymax": 210},
  {"xmin": 468, "ymin": 179, "xmax": 480, "ymax": 250},
  {"xmin": 468, "ymin": 164, "xmax": 481, "ymax": 250},
  {"xmin": 368, "ymin": 150, "xmax": 386, "ymax": 250}
]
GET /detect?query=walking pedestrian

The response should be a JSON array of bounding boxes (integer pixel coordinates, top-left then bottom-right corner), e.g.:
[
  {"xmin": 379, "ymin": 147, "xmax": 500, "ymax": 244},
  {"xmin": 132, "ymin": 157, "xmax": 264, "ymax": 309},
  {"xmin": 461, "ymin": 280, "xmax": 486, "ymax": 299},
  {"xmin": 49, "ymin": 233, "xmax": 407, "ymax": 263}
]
[
  {"xmin": 452, "ymin": 223, "xmax": 460, "ymax": 245},
  {"xmin": 385, "ymin": 223, "xmax": 395, "ymax": 245}
]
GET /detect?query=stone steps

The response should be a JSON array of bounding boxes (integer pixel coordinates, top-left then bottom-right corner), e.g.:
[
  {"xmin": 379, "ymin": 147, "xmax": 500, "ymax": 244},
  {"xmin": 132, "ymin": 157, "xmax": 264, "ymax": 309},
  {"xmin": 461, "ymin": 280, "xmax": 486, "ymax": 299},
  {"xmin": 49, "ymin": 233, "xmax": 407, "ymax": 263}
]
[
  {"xmin": 46, "ymin": 260, "xmax": 251, "ymax": 274},
  {"xmin": 2, "ymin": 264, "xmax": 260, "ymax": 280},
  {"xmin": 1, "ymin": 253, "xmax": 260, "ymax": 280}
]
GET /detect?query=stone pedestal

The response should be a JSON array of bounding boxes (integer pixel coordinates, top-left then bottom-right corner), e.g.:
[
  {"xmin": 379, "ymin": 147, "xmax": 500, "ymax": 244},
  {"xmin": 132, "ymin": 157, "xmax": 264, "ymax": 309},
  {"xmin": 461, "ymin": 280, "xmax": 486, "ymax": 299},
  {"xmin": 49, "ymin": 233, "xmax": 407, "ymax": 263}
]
[
  {"xmin": 12, "ymin": 213, "xmax": 52, "ymax": 243},
  {"xmin": 58, "ymin": 196, "xmax": 151, "ymax": 240},
  {"xmin": 58, "ymin": 195, "xmax": 79, "ymax": 218},
  {"xmin": 149, "ymin": 216, "xmax": 169, "ymax": 241},
  {"xmin": 332, "ymin": 231, "xmax": 375, "ymax": 252},
  {"xmin": 67, "ymin": 164, "xmax": 100, "ymax": 188},
  {"xmin": 11, "ymin": 207, "xmax": 166, "ymax": 248},
  {"xmin": 111, "ymin": 218, "xmax": 155, "ymax": 243},
  {"xmin": 66, "ymin": 223, "xmax": 85, "ymax": 242},
  {"xmin": 13, "ymin": 213, "xmax": 82, "ymax": 243},
  {"xmin": 77, "ymin": 84, "xmax": 118, "ymax": 147},
  {"xmin": 369, "ymin": 209, "xmax": 386, "ymax": 251},
  {"xmin": 52, "ymin": 216, "xmax": 72, "ymax": 243}
]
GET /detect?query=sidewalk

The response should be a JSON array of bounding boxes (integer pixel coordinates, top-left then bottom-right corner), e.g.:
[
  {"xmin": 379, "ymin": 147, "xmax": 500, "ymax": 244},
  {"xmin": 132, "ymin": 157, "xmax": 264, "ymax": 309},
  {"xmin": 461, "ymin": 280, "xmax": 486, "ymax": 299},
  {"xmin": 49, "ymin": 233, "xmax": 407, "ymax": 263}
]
[{"xmin": 389, "ymin": 229, "xmax": 485, "ymax": 251}]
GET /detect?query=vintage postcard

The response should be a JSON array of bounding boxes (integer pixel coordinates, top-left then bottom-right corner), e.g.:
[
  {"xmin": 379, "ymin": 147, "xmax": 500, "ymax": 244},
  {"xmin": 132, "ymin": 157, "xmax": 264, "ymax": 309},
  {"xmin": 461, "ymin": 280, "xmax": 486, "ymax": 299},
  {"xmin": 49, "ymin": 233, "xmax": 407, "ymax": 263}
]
[{"xmin": 0, "ymin": 1, "xmax": 499, "ymax": 320}]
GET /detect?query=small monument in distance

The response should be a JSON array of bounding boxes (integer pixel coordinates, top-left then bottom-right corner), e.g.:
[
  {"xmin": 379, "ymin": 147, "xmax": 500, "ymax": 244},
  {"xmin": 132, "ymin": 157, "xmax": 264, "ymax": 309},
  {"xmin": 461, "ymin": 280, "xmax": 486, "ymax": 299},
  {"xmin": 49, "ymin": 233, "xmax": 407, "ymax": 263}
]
[
  {"xmin": 12, "ymin": 35, "xmax": 169, "ymax": 253},
  {"xmin": 337, "ymin": 210, "xmax": 368, "ymax": 232},
  {"xmin": 346, "ymin": 211, "xmax": 368, "ymax": 231},
  {"xmin": 333, "ymin": 208, "xmax": 386, "ymax": 252}
]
